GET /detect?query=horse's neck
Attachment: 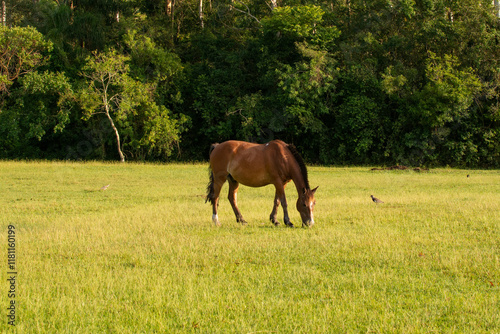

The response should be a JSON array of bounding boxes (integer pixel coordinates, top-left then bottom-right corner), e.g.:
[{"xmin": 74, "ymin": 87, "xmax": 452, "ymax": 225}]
[{"xmin": 289, "ymin": 160, "xmax": 307, "ymax": 193}]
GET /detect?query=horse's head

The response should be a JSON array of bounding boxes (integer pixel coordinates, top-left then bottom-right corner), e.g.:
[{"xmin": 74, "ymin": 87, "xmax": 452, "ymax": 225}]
[{"xmin": 297, "ymin": 186, "xmax": 318, "ymax": 227}]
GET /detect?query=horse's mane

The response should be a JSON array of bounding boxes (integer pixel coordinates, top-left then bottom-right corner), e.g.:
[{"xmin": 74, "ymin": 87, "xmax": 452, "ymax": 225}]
[{"xmin": 286, "ymin": 144, "xmax": 310, "ymax": 190}]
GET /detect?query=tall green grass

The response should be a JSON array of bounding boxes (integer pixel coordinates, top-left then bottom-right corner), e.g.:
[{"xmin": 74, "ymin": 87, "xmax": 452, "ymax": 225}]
[{"xmin": 1, "ymin": 161, "xmax": 499, "ymax": 333}]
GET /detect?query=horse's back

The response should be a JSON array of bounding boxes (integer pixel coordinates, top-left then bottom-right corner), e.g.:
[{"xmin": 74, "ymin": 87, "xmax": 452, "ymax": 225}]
[
  {"xmin": 210, "ymin": 140, "xmax": 286, "ymax": 161},
  {"xmin": 209, "ymin": 140, "xmax": 288, "ymax": 187},
  {"xmin": 210, "ymin": 140, "xmax": 258, "ymax": 159}
]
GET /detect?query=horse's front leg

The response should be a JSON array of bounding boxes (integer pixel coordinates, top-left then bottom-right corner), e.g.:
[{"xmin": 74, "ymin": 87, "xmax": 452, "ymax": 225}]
[
  {"xmin": 274, "ymin": 184, "xmax": 294, "ymax": 228},
  {"xmin": 269, "ymin": 192, "xmax": 281, "ymax": 226},
  {"xmin": 228, "ymin": 176, "xmax": 247, "ymax": 225}
]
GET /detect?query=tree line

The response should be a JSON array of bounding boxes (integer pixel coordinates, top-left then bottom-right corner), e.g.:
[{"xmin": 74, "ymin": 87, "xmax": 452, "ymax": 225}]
[{"xmin": 1, "ymin": 0, "xmax": 499, "ymax": 167}]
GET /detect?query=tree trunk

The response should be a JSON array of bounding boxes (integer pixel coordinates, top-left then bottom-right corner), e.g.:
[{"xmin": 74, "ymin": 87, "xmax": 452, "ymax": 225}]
[
  {"xmin": 199, "ymin": 0, "xmax": 204, "ymax": 28},
  {"xmin": 2, "ymin": 1, "xmax": 6, "ymax": 27},
  {"xmin": 346, "ymin": 0, "xmax": 350, "ymax": 30},
  {"xmin": 105, "ymin": 105, "xmax": 125, "ymax": 162},
  {"xmin": 166, "ymin": 0, "xmax": 173, "ymax": 15},
  {"xmin": 495, "ymin": 0, "xmax": 500, "ymax": 18}
]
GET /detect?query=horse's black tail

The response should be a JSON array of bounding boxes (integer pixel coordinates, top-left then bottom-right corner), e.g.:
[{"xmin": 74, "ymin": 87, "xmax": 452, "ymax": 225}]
[
  {"xmin": 208, "ymin": 143, "xmax": 219, "ymax": 157},
  {"xmin": 205, "ymin": 143, "xmax": 219, "ymax": 204},
  {"xmin": 206, "ymin": 168, "xmax": 215, "ymax": 204}
]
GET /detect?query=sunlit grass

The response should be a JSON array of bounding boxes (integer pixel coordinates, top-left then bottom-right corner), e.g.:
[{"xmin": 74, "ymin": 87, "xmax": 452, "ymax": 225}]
[{"xmin": 0, "ymin": 161, "xmax": 499, "ymax": 333}]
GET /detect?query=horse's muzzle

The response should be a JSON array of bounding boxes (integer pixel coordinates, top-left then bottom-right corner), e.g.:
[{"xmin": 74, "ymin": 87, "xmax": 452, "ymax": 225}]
[{"xmin": 302, "ymin": 219, "xmax": 314, "ymax": 228}]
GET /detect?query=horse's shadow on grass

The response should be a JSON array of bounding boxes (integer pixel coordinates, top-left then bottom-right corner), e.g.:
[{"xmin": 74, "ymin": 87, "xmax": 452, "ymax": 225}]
[{"xmin": 243, "ymin": 222, "xmax": 311, "ymax": 230}]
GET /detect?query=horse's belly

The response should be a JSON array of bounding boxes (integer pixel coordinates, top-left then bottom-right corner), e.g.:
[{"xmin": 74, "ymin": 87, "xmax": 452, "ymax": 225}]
[
  {"xmin": 227, "ymin": 161, "xmax": 272, "ymax": 187},
  {"xmin": 233, "ymin": 174, "xmax": 271, "ymax": 187}
]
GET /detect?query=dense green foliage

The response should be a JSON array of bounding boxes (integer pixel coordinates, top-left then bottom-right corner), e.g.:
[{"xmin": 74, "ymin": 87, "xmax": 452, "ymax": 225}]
[{"xmin": 1, "ymin": 0, "xmax": 499, "ymax": 166}]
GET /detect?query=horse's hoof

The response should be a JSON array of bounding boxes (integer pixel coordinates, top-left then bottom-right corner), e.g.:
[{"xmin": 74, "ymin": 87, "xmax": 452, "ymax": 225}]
[
  {"xmin": 285, "ymin": 223, "xmax": 294, "ymax": 228},
  {"xmin": 212, "ymin": 214, "xmax": 221, "ymax": 226}
]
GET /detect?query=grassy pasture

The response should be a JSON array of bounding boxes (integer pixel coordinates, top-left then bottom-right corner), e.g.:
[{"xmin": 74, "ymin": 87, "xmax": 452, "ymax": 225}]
[{"xmin": 1, "ymin": 161, "xmax": 499, "ymax": 333}]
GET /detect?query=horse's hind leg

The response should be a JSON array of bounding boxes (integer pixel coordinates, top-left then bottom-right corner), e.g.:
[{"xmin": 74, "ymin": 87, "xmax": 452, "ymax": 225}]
[
  {"xmin": 208, "ymin": 170, "xmax": 226, "ymax": 226},
  {"xmin": 227, "ymin": 175, "xmax": 247, "ymax": 225}
]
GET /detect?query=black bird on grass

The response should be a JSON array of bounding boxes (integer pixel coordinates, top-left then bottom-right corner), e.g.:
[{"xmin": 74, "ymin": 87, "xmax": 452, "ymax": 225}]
[{"xmin": 371, "ymin": 195, "xmax": 384, "ymax": 204}]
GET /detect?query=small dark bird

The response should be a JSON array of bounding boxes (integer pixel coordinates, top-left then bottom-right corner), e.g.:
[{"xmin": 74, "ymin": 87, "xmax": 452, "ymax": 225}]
[
  {"xmin": 100, "ymin": 184, "xmax": 110, "ymax": 191},
  {"xmin": 467, "ymin": 174, "xmax": 470, "ymax": 178},
  {"xmin": 371, "ymin": 195, "xmax": 384, "ymax": 204}
]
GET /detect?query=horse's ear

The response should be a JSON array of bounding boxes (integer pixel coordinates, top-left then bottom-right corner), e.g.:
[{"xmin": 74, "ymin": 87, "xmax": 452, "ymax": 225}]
[
  {"xmin": 302, "ymin": 188, "xmax": 307, "ymax": 195},
  {"xmin": 312, "ymin": 186, "xmax": 319, "ymax": 194}
]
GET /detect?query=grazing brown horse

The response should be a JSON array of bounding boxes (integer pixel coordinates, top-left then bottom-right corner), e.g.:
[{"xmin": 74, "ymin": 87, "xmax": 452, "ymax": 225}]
[{"xmin": 206, "ymin": 140, "xmax": 318, "ymax": 228}]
